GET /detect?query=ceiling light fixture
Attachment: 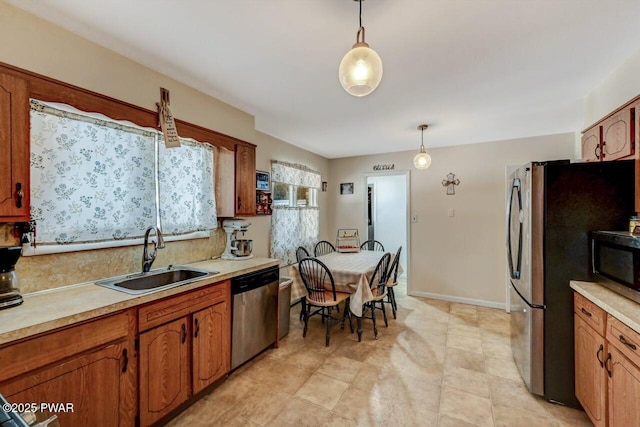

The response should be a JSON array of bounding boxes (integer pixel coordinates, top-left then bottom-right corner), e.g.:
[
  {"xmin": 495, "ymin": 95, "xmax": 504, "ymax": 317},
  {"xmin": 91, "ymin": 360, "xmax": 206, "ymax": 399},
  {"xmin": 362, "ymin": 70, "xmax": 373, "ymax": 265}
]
[
  {"xmin": 414, "ymin": 124, "xmax": 432, "ymax": 170},
  {"xmin": 338, "ymin": 0, "xmax": 383, "ymax": 97}
]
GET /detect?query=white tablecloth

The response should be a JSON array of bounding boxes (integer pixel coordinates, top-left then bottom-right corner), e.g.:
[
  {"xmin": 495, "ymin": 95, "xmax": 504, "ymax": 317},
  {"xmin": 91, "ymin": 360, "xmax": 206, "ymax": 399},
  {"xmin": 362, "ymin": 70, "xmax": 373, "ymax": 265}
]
[{"xmin": 290, "ymin": 250, "xmax": 387, "ymax": 317}]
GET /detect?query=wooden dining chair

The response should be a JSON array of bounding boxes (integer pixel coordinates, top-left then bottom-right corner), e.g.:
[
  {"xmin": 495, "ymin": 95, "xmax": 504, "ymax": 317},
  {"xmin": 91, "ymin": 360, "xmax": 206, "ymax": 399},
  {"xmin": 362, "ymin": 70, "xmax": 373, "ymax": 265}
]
[
  {"xmin": 298, "ymin": 258, "xmax": 353, "ymax": 346},
  {"xmin": 314, "ymin": 240, "xmax": 336, "ymax": 256},
  {"xmin": 358, "ymin": 252, "xmax": 391, "ymax": 341},
  {"xmin": 386, "ymin": 246, "xmax": 402, "ymax": 319},
  {"xmin": 360, "ymin": 240, "xmax": 384, "ymax": 251}
]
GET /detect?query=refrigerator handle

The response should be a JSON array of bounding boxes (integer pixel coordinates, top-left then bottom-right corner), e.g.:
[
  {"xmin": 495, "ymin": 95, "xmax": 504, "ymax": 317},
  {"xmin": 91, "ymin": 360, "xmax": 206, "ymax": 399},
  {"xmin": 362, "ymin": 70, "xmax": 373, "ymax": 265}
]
[
  {"xmin": 506, "ymin": 178, "xmax": 522, "ymax": 280},
  {"xmin": 511, "ymin": 280, "xmax": 546, "ymax": 310}
]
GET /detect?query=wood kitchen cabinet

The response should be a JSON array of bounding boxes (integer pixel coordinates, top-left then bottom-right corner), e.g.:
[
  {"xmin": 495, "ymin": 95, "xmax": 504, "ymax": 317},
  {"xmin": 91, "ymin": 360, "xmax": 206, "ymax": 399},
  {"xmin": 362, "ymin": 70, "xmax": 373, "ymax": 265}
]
[
  {"xmin": 574, "ymin": 293, "xmax": 607, "ymax": 427},
  {"xmin": 601, "ymin": 108, "xmax": 635, "ymax": 161},
  {"xmin": 607, "ymin": 345, "xmax": 640, "ymax": 427},
  {"xmin": 581, "ymin": 126, "xmax": 602, "ymax": 162},
  {"xmin": 0, "ymin": 310, "xmax": 137, "ymax": 427},
  {"xmin": 138, "ymin": 280, "xmax": 231, "ymax": 425},
  {"xmin": 235, "ymin": 144, "xmax": 256, "ymax": 216},
  {"xmin": 0, "ymin": 73, "xmax": 30, "ymax": 221}
]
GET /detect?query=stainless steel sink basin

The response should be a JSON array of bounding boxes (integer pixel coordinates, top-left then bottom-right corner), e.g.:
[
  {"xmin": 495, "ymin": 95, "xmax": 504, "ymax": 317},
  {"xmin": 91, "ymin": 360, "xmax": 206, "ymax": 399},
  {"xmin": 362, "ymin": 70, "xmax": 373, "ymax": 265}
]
[{"xmin": 95, "ymin": 266, "xmax": 219, "ymax": 295}]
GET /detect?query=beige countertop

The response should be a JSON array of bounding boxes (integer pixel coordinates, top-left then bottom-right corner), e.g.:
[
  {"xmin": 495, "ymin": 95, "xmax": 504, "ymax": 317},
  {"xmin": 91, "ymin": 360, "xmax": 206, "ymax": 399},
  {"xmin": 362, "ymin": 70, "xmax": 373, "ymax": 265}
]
[
  {"xmin": 570, "ymin": 280, "xmax": 640, "ymax": 334},
  {"xmin": 0, "ymin": 257, "xmax": 279, "ymax": 346}
]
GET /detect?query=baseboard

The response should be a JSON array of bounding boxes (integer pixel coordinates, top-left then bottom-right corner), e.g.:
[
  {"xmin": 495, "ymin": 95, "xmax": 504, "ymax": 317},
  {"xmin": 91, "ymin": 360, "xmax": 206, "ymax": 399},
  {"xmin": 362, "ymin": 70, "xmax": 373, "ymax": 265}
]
[{"xmin": 409, "ymin": 290, "xmax": 506, "ymax": 310}]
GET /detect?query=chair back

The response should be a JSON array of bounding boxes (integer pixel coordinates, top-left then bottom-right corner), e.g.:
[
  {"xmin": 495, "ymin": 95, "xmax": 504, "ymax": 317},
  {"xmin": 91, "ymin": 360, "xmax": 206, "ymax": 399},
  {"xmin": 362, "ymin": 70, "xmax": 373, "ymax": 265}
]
[
  {"xmin": 360, "ymin": 240, "xmax": 384, "ymax": 251},
  {"xmin": 296, "ymin": 246, "xmax": 310, "ymax": 263},
  {"xmin": 314, "ymin": 240, "xmax": 336, "ymax": 256},
  {"xmin": 368, "ymin": 252, "xmax": 391, "ymax": 297},
  {"xmin": 298, "ymin": 258, "xmax": 337, "ymax": 304},
  {"xmin": 389, "ymin": 246, "xmax": 402, "ymax": 283}
]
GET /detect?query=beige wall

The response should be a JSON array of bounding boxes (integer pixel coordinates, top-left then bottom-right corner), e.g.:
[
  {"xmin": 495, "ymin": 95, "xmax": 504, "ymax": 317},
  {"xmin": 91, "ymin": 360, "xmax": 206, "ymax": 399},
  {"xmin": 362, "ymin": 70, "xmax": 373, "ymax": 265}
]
[
  {"xmin": 0, "ymin": 2, "xmax": 328, "ymax": 292},
  {"xmin": 329, "ymin": 133, "xmax": 576, "ymax": 307},
  {"xmin": 584, "ymin": 48, "xmax": 640, "ymax": 126}
]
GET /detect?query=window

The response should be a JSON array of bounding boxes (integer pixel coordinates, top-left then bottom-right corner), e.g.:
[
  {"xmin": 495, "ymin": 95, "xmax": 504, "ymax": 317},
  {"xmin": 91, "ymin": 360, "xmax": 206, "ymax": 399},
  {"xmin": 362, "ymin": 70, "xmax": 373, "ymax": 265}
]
[
  {"xmin": 28, "ymin": 100, "xmax": 216, "ymax": 254},
  {"xmin": 269, "ymin": 161, "xmax": 321, "ymax": 265}
]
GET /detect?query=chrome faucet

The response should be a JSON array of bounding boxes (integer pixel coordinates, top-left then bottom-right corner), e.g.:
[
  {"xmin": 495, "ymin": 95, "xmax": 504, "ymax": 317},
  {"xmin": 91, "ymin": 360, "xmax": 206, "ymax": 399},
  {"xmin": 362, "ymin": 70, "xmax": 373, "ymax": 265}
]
[{"xmin": 142, "ymin": 226, "xmax": 165, "ymax": 273}]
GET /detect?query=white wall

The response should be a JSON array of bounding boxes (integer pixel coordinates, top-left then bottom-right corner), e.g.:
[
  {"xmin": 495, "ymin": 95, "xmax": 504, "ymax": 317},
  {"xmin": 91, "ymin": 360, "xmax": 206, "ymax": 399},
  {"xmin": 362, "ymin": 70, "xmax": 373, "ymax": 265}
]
[
  {"xmin": 584, "ymin": 48, "xmax": 640, "ymax": 126},
  {"xmin": 366, "ymin": 174, "xmax": 407, "ymax": 269},
  {"xmin": 329, "ymin": 133, "xmax": 576, "ymax": 307}
]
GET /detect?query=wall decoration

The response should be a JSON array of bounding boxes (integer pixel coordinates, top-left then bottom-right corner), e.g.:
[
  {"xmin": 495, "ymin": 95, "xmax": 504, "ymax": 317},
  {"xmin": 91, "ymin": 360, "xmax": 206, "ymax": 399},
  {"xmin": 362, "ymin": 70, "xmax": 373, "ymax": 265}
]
[
  {"xmin": 373, "ymin": 164, "xmax": 395, "ymax": 171},
  {"xmin": 256, "ymin": 191, "xmax": 272, "ymax": 215},
  {"xmin": 322, "ymin": 181, "xmax": 328, "ymax": 192},
  {"xmin": 442, "ymin": 172, "xmax": 461, "ymax": 195},
  {"xmin": 340, "ymin": 182, "xmax": 354, "ymax": 195},
  {"xmin": 256, "ymin": 170, "xmax": 270, "ymax": 190}
]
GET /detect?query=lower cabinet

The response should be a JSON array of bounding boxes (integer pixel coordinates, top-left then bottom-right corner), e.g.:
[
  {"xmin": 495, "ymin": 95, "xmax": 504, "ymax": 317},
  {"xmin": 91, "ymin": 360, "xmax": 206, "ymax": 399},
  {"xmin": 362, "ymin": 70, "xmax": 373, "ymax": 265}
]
[
  {"xmin": 138, "ymin": 280, "xmax": 231, "ymax": 425},
  {"xmin": 574, "ymin": 292, "xmax": 640, "ymax": 427}
]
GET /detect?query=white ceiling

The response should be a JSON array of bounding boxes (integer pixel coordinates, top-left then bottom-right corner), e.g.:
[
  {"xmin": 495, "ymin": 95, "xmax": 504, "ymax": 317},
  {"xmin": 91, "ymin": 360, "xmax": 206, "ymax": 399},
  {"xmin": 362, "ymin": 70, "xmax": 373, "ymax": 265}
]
[{"xmin": 8, "ymin": 0, "xmax": 640, "ymax": 158}]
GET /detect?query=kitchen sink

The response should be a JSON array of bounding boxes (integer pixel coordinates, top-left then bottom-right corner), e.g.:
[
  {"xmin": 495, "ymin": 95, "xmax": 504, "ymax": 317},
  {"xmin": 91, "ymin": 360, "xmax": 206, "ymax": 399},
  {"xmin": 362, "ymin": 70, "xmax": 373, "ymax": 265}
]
[{"xmin": 95, "ymin": 266, "xmax": 219, "ymax": 295}]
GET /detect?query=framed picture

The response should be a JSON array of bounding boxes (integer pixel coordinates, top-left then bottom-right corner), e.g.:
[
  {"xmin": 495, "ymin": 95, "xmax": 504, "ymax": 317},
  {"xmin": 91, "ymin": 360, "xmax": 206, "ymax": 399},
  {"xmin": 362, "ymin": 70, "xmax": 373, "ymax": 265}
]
[
  {"xmin": 256, "ymin": 170, "xmax": 270, "ymax": 191},
  {"xmin": 340, "ymin": 182, "xmax": 354, "ymax": 195}
]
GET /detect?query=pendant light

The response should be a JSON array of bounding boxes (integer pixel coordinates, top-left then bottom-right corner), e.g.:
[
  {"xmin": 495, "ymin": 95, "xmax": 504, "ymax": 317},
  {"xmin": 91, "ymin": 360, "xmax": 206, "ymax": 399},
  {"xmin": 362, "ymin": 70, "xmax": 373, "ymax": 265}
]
[
  {"xmin": 338, "ymin": 0, "xmax": 383, "ymax": 97},
  {"xmin": 414, "ymin": 124, "xmax": 432, "ymax": 170}
]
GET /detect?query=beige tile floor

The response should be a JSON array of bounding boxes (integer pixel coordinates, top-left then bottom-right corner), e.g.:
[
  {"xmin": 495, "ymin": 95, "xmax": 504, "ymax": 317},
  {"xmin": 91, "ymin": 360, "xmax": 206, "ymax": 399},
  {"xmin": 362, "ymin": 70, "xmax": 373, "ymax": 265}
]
[{"xmin": 168, "ymin": 278, "xmax": 593, "ymax": 427}]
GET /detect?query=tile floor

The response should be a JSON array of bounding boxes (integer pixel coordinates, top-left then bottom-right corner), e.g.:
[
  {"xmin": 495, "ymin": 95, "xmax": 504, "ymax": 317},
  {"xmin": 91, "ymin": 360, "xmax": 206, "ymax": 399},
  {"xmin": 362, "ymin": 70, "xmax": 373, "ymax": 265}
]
[{"xmin": 168, "ymin": 278, "xmax": 593, "ymax": 427}]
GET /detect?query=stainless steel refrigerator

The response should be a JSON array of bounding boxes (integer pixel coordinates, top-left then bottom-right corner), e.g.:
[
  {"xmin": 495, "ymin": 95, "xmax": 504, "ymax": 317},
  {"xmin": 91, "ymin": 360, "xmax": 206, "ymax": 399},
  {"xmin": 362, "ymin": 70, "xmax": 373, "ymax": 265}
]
[{"xmin": 507, "ymin": 160, "xmax": 634, "ymax": 407}]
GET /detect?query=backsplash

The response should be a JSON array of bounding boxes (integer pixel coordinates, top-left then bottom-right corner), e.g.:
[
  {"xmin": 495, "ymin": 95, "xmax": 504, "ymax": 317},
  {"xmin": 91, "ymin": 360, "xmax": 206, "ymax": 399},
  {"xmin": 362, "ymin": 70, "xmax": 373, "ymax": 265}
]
[{"xmin": 0, "ymin": 223, "xmax": 226, "ymax": 293}]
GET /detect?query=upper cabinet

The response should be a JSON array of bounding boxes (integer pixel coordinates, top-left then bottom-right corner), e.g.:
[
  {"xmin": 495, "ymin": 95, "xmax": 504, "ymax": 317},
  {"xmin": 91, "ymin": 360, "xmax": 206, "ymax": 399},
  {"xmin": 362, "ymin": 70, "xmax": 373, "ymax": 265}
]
[
  {"xmin": 581, "ymin": 100, "xmax": 636, "ymax": 162},
  {"xmin": 0, "ymin": 73, "xmax": 29, "ymax": 221},
  {"xmin": 235, "ymin": 144, "xmax": 256, "ymax": 216}
]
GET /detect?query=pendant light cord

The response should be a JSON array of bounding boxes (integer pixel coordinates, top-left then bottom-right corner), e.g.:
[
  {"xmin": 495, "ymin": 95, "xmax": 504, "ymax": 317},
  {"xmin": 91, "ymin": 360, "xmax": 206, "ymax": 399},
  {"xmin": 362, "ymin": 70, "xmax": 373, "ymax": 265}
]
[
  {"xmin": 421, "ymin": 128, "xmax": 425, "ymax": 149},
  {"xmin": 359, "ymin": 0, "xmax": 363, "ymax": 29}
]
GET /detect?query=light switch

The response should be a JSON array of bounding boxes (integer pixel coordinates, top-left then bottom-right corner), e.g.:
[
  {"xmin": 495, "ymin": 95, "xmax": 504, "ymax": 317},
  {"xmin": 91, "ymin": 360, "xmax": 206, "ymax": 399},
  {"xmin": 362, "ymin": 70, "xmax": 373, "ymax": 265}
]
[
  {"xmin": 448, "ymin": 208, "xmax": 455, "ymax": 217},
  {"xmin": 412, "ymin": 214, "xmax": 418, "ymax": 223}
]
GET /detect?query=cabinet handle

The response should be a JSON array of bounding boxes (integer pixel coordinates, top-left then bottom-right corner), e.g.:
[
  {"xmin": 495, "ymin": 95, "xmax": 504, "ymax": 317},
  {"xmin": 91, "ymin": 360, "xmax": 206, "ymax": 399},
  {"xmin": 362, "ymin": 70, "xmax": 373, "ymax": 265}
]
[
  {"xmin": 596, "ymin": 343, "xmax": 604, "ymax": 368},
  {"xmin": 122, "ymin": 348, "xmax": 129, "ymax": 373},
  {"xmin": 605, "ymin": 352, "xmax": 612, "ymax": 377},
  {"xmin": 594, "ymin": 144, "xmax": 601, "ymax": 160},
  {"xmin": 619, "ymin": 334, "xmax": 637, "ymax": 351},
  {"xmin": 580, "ymin": 307, "xmax": 592, "ymax": 317},
  {"xmin": 194, "ymin": 318, "xmax": 200, "ymax": 338},
  {"xmin": 237, "ymin": 196, "xmax": 242, "ymax": 210},
  {"xmin": 15, "ymin": 182, "xmax": 23, "ymax": 208},
  {"xmin": 181, "ymin": 323, "xmax": 187, "ymax": 344}
]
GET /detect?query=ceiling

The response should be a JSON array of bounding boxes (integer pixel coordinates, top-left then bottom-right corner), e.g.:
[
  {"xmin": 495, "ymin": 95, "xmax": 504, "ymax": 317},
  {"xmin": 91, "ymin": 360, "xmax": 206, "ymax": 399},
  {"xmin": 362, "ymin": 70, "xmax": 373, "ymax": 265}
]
[{"xmin": 7, "ymin": 0, "xmax": 640, "ymax": 158}]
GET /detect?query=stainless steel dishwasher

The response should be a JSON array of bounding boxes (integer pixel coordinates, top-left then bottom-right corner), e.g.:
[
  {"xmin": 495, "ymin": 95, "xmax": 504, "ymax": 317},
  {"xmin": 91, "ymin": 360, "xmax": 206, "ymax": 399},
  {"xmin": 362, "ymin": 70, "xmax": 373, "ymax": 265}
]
[{"xmin": 231, "ymin": 265, "xmax": 279, "ymax": 369}]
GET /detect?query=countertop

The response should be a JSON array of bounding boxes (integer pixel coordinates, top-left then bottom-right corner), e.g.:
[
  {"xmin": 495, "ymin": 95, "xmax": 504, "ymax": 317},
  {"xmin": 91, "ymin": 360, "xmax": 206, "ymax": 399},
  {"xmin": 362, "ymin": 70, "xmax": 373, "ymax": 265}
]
[
  {"xmin": 570, "ymin": 280, "xmax": 640, "ymax": 334},
  {"xmin": 0, "ymin": 257, "xmax": 279, "ymax": 346}
]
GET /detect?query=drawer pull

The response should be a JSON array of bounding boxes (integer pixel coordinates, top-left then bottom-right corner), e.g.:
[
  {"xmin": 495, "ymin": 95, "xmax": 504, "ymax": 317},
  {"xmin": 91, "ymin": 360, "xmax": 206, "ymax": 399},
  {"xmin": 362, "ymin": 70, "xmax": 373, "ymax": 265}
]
[
  {"xmin": 122, "ymin": 348, "xmax": 128, "ymax": 373},
  {"xmin": 15, "ymin": 182, "xmax": 24, "ymax": 208},
  {"xmin": 181, "ymin": 323, "xmax": 187, "ymax": 344},
  {"xmin": 619, "ymin": 335, "xmax": 637, "ymax": 351},
  {"xmin": 605, "ymin": 353, "xmax": 612, "ymax": 377},
  {"xmin": 194, "ymin": 318, "xmax": 200, "ymax": 338},
  {"xmin": 596, "ymin": 344, "xmax": 604, "ymax": 368},
  {"xmin": 580, "ymin": 307, "xmax": 592, "ymax": 317}
]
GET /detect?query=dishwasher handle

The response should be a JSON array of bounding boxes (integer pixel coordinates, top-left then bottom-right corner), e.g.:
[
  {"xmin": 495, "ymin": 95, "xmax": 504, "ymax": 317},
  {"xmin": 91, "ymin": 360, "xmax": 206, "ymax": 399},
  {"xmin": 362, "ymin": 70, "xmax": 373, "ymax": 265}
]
[{"xmin": 232, "ymin": 266, "xmax": 279, "ymax": 295}]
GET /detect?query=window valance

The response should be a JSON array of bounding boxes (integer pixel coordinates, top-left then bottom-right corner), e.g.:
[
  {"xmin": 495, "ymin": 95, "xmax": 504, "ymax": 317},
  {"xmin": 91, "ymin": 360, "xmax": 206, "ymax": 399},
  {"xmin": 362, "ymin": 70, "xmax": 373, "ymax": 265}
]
[{"xmin": 271, "ymin": 161, "xmax": 321, "ymax": 188}]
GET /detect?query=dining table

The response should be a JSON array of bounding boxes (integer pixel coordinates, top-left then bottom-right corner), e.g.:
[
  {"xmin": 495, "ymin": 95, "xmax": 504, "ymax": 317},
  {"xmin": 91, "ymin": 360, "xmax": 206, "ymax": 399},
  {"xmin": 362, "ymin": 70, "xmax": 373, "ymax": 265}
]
[{"xmin": 289, "ymin": 249, "xmax": 389, "ymax": 341}]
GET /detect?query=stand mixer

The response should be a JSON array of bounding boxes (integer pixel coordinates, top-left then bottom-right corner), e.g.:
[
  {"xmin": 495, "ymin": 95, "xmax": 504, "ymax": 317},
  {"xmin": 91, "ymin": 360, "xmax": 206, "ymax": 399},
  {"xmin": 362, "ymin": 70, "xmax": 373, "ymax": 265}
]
[
  {"xmin": 0, "ymin": 246, "xmax": 24, "ymax": 310},
  {"xmin": 221, "ymin": 218, "xmax": 253, "ymax": 260}
]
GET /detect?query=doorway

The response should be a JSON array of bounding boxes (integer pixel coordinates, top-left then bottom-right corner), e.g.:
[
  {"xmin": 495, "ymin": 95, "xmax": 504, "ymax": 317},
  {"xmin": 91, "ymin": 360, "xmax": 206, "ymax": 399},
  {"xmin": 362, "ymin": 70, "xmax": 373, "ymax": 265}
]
[{"xmin": 364, "ymin": 172, "xmax": 409, "ymax": 289}]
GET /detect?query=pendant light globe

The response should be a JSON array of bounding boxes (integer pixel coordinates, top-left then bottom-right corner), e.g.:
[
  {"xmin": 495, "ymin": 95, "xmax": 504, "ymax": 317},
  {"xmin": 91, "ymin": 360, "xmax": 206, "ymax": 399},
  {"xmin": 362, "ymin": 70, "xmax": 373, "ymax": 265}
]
[
  {"xmin": 339, "ymin": 40, "xmax": 383, "ymax": 97},
  {"xmin": 414, "ymin": 124, "xmax": 432, "ymax": 170}
]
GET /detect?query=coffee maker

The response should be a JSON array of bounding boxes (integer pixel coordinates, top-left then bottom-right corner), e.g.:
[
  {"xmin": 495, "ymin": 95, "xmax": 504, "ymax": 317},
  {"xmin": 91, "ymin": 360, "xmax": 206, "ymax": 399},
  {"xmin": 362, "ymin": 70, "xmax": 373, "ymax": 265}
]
[
  {"xmin": 0, "ymin": 246, "xmax": 23, "ymax": 309},
  {"xmin": 221, "ymin": 218, "xmax": 253, "ymax": 260}
]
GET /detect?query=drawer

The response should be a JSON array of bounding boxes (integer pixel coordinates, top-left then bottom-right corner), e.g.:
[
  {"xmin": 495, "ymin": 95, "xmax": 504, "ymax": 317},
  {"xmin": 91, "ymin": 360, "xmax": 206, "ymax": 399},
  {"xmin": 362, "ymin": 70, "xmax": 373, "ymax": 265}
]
[
  {"xmin": 0, "ymin": 309, "xmax": 133, "ymax": 382},
  {"xmin": 607, "ymin": 314, "xmax": 640, "ymax": 367},
  {"xmin": 139, "ymin": 279, "xmax": 230, "ymax": 331},
  {"xmin": 574, "ymin": 292, "xmax": 606, "ymax": 336}
]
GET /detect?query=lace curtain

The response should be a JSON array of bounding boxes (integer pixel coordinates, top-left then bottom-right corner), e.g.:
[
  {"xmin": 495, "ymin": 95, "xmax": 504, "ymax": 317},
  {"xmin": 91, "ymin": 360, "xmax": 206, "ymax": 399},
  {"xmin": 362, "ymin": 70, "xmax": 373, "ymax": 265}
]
[
  {"xmin": 270, "ymin": 161, "xmax": 320, "ymax": 266},
  {"xmin": 30, "ymin": 100, "xmax": 216, "ymax": 248}
]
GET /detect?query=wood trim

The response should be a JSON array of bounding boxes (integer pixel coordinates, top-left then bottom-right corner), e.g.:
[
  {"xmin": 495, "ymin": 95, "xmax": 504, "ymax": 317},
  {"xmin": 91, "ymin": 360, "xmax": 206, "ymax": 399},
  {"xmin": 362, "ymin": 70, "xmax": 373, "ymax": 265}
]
[{"xmin": 0, "ymin": 61, "xmax": 255, "ymax": 151}]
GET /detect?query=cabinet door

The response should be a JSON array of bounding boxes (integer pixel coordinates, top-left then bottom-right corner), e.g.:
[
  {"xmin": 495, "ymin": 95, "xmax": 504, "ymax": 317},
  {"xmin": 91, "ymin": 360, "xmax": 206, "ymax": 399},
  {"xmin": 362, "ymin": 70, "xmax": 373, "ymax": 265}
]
[
  {"xmin": 139, "ymin": 317, "xmax": 190, "ymax": 426},
  {"xmin": 235, "ymin": 144, "xmax": 256, "ymax": 216},
  {"xmin": 602, "ymin": 109, "xmax": 634, "ymax": 161},
  {"xmin": 0, "ymin": 74, "xmax": 29, "ymax": 220},
  {"xmin": 2, "ymin": 341, "xmax": 136, "ymax": 427},
  {"xmin": 581, "ymin": 126, "xmax": 601, "ymax": 162},
  {"xmin": 608, "ymin": 346, "xmax": 640, "ymax": 427},
  {"xmin": 575, "ymin": 314, "xmax": 607, "ymax": 427},
  {"xmin": 192, "ymin": 300, "xmax": 231, "ymax": 394}
]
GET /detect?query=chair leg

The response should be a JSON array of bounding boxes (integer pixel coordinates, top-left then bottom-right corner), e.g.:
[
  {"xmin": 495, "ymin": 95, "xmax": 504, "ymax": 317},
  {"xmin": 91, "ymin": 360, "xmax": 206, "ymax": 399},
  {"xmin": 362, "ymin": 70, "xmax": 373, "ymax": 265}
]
[
  {"xmin": 389, "ymin": 288, "xmax": 397, "ymax": 319},
  {"xmin": 325, "ymin": 306, "xmax": 332, "ymax": 346},
  {"xmin": 357, "ymin": 315, "xmax": 363, "ymax": 342},
  {"xmin": 371, "ymin": 303, "xmax": 378, "ymax": 339},
  {"xmin": 381, "ymin": 300, "xmax": 388, "ymax": 327},
  {"xmin": 299, "ymin": 297, "xmax": 306, "ymax": 321},
  {"xmin": 302, "ymin": 305, "xmax": 309, "ymax": 338}
]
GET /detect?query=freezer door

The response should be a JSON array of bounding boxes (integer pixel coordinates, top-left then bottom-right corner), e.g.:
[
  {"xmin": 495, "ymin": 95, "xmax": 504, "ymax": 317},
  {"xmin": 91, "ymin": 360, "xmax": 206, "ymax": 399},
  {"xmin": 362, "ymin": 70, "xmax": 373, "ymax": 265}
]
[{"xmin": 510, "ymin": 280, "xmax": 545, "ymax": 396}]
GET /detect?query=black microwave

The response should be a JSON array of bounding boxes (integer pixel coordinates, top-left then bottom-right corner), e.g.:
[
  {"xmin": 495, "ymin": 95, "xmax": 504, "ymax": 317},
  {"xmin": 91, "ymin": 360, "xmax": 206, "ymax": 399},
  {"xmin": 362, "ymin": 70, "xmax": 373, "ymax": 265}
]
[{"xmin": 591, "ymin": 230, "xmax": 640, "ymax": 304}]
